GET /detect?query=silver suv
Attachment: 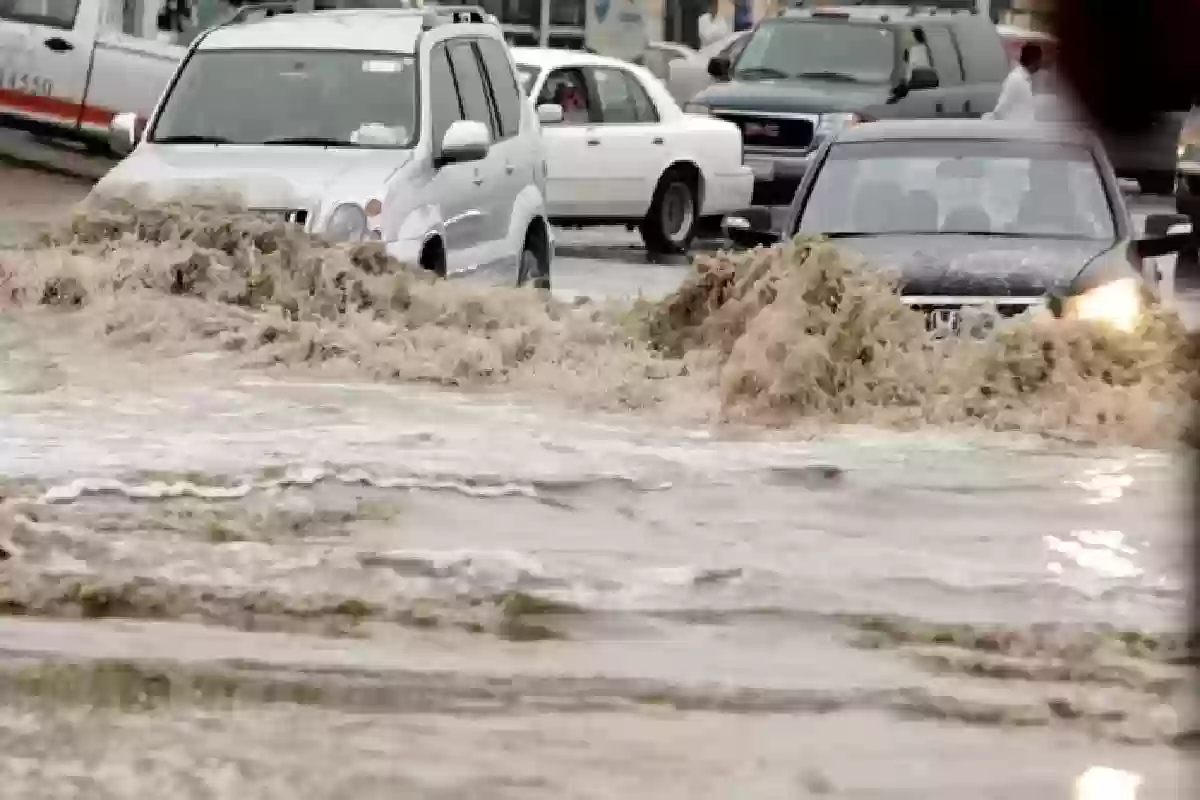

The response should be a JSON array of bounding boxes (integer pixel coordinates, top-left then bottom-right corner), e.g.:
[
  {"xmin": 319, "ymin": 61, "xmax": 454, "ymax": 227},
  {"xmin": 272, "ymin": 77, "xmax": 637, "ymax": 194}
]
[{"xmin": 96, "ymin": 5, "xmax": 553, "ymax": 288}]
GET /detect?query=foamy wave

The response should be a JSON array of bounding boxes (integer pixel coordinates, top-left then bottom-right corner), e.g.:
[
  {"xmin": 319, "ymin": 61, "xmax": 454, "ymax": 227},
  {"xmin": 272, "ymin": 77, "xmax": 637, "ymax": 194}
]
[{"xmin": 2, "ymin": 197, "xmax": 1195, "ymax": 445}]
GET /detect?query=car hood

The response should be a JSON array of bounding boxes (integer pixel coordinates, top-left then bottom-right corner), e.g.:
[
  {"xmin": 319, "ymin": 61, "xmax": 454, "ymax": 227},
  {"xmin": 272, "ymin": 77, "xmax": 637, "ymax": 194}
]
[
  {"xmin": 93, "ymin": 145, "xmax": 413, "ymax": 211},
  {"xmin": 694, "ymin": 78, "xmax": 888, "ymax": 115},
  {"xmin": 832, "ymin": 235, "xmax": 1114, "ymax": 296}
]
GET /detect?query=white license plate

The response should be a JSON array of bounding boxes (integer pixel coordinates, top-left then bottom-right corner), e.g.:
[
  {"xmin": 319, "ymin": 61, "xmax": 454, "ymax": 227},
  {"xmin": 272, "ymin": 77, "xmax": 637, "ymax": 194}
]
[{"xmin": 746, "ymin": 158, "xmax": 775, "ymax": 181}]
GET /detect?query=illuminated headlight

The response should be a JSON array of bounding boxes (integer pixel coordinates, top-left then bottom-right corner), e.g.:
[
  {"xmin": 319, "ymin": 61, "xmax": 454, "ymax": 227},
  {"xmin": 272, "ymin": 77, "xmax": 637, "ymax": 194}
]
[
  {"xmin": 325, "ymin": 203, "xmax": 368, "ymax": 242},
  {"xmin": 816, "ymin": 112, "xmax": 860, "ymax": 137},
  {"xmin": 684, "ymin": 102, "xmax": 711, "ymax": 115},
  {"xmin": 1063, "ymin": 277, "xmax": 1144, "ymax": 332}
]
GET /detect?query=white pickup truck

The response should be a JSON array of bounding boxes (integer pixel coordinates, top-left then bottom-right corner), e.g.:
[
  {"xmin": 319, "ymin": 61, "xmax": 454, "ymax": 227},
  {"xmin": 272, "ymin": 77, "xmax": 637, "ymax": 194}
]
[{"xmin": 0, "ymin": 0, "xmax": 199, "ymax": 150}]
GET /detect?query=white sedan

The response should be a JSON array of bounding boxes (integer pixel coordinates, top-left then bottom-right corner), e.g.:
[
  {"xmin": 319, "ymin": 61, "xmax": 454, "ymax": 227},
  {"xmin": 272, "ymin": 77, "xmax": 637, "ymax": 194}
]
[{"xmin": 513, "ymin": 48, "xmax": 753, "ymax": 254}]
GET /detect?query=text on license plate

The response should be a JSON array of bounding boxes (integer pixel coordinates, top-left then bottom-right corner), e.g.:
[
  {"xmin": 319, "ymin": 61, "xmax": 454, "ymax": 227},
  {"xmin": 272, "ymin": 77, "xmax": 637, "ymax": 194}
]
[{"xmin": 746, "ymin": 158, "xmax": 774, "ymax": 180}]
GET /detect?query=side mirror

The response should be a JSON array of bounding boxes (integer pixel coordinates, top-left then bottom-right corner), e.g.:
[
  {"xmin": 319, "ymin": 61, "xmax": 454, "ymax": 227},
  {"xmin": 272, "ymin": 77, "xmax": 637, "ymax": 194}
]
[
  {"xmin": 536, "ymin": 103, "xmax": 564, "ymax": 125},
  {"xmin": 722, "ymin": 207, "xmax": 779, "ymax": 249},
  {"xmin": 107, "ymin": 111, "xmax": 145, "ymax": 157},
  {"xmin": 907, "ymin": 66, "xmax": 939, "ymax": 91},
  {"xmin": 437, "ymin": 119, "xmax": 490, "ymax": 167},
  {"xmin": 708, "ymin": 55, "xmax": 731, "ymax": 81}
]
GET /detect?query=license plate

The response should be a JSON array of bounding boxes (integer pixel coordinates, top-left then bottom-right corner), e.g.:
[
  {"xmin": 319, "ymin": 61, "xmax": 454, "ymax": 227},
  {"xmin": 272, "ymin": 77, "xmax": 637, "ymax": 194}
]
[
  {"xmin": 746, "ymin": 157, "xmax": 775, "ymax": 181},
  {"xmin": 926, "ymin": 309, "xmax": 961, "ymax": 335}
]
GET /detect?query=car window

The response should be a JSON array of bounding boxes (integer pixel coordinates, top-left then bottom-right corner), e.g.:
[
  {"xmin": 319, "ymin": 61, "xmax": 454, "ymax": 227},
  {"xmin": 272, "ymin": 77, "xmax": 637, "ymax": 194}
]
[
  {"xmin": 923, "ymin": 25, "xmax": 963, "ymax": 85},
  {"xmin": 429, "ymin": 44, "xmax": 463, "ymax": 148},
  {"xmin": 624, "ymin": 71, "xmax": 660, "ymax": 122},
  {"xmin": 447, "ymin": 40, "xmax": 497, "ymax": 140},
  {"xmin": 734, "ymin": 20, "xmax": 896, "ymax": 84},
  {"xmin": 476, "ymin": 37, "xmax": 522, "ymax": 140},
  {"xmin": 536, "ymin": 67, "xmax": 594, "ymax": 124},
  {"xmin": 796, "ymin": 139, "xmax": 1115, "ymax": 241},
  {"xmin": 0, "ymin": 0, "xmax": 78, "ymax": 28},
  {"xmin": 957, "ymin": 21, "xmax": 1010, "ymax": 83},
  {"xmin": 150, "ymin": 49, "xmax": 419, "ymax": 148},
  {"xmin": 590, "ymin": 67, "xmax": 644, "ymax": 124}
]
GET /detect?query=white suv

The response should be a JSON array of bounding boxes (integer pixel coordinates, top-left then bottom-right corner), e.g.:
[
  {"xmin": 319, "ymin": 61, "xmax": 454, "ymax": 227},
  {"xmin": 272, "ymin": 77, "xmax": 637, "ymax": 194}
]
[{"xmin": 93, "ymin": 6, "xmax": 553, "ymax": 288}]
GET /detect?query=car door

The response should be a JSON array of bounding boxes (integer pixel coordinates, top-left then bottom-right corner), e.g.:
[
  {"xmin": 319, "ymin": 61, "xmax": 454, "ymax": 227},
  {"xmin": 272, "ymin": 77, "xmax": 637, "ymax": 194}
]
[
  {"xmin": 473, "ymin": 35, "xmax": 528, "ymax": 274},
  {"xmin": 577, "ymin": 66, "xmax": 665, "ymax": 218},
  {"xmin": 535, "ymin": 66, "xmax": 597, "ymax": 218},
  {"xmin": 0, "ymin": 0, "xmax": 99, "ymax": 132},
  {"xmin": 427, "ymin": 40, "xmax": 485, "ymax": 276}
]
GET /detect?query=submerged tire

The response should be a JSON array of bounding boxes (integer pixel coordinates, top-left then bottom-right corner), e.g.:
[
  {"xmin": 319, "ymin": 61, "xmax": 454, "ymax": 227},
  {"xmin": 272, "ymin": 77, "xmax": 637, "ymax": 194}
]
[
  {"xmin": 640, "ymin": 169, "xmax": 698, "ymax": 255},
  {"xmin": 518, "ymin": 222, "xmax": 551, "ymax": 290}
]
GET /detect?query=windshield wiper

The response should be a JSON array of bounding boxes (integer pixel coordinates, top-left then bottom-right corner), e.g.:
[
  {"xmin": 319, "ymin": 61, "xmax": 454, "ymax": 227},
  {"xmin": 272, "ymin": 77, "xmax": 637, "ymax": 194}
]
[
  {"xmin": 152, "ymin": 134, "xmax": 232, "ymax": 144},
  {"xmin": 794, "ymin": 70, "xmax": 863, "ymax": 83},
  {"xmin": 734, "ymin": 66, "xmax": 790, "ymax": 80},
  {"xmin": 260, "ymin": 136, "xmax": 355, "ymax": 146}
]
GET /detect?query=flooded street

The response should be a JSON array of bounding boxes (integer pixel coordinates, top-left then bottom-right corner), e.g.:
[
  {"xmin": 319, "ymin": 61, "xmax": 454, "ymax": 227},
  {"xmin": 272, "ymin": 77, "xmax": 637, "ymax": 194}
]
[{"xmin": 0, "ymin": 159, "xmax": 1193, "ymax": 797}]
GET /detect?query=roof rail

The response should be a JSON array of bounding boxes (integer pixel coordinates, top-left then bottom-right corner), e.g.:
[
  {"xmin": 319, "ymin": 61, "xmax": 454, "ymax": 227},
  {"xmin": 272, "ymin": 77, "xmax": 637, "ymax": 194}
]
[
  {"xmin": 843, "ymin": 0, "xmax": 979, "ymax": 14},
  {"xmin": 218, "ymin": 0, "xmax": 496, "ymax": 27}
]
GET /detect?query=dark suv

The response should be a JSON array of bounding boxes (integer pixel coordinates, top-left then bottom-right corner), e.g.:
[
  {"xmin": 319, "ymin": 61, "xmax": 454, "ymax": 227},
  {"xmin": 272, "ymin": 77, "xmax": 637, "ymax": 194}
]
[{"xmin": 685, "ymin": 1, "xmax": 1009, "ymax": 205}]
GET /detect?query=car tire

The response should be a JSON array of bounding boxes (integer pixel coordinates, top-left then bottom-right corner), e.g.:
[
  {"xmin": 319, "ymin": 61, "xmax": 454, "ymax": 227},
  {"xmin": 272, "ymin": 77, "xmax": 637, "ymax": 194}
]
[
  {"xmin": 1139, "ymin": 171, "xmax": 1176, "ymax": 197},
  {"xmin": 640, "ymin": 169, "xmax": 699, "ymax": 255},
  {"xmin": 517, "ymin": 223, "xmax": 551, "ymax": 290}
]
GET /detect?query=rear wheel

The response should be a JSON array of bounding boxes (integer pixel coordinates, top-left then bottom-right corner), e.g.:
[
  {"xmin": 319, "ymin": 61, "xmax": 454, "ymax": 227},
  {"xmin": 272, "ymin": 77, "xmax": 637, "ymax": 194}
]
[{"xmin": 640, "ymin": 169, "xmax": 698, "ymax": 254}]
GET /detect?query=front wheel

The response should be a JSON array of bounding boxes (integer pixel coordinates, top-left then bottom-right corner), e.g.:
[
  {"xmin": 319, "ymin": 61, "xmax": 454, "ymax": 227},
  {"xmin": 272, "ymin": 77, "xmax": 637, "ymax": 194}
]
[
  {"xmin": 517, "ymin": 226, "xmax": 551, "ymax": 290},
  {"xmin": 640, "ymin": 170, "xmax": 698, "ymax": 255}
]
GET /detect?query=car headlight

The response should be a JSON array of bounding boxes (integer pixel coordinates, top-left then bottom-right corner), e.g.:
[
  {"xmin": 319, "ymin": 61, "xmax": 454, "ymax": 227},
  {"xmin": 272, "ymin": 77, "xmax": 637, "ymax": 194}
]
[
  {"xmin": 1063, "ymin": 277, "xmax": 1144, "ymax": 332},
  {"xmin": 325, "ymin": 203, "xmax": 368, "ymax": 242},
  {"xmin": 684, "ymin": 102, "xmax": 711, "ymax": 115},
  {"xmin": 816, "ymin": 112, "xmax": 860, "ymax": 137}
]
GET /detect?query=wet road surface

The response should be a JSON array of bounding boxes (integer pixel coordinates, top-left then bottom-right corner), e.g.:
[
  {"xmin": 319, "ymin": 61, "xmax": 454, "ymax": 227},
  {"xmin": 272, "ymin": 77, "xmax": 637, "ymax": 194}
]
[{"xmin": 0, "ymin": 132, "xmax": 1193, "ymax": 798}]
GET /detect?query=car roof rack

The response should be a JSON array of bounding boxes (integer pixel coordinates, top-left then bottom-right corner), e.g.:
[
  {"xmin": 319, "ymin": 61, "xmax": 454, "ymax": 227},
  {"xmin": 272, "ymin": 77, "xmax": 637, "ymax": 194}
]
[
  {"xmin": 219, "ymin": 0, "xmax": 494, "ymax": 27},
  {"xmin": 835, "ymin": 0, "xmax": 979, "ymax": 14}
]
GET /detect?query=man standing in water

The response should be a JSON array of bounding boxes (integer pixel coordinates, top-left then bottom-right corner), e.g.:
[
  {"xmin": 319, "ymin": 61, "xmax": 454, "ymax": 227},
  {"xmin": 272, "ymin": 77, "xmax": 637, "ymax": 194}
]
[
  {"xmin": 985, "ymin": 43, "xmax": 1042, "ymax": 121},
  {"xmin": 698, "ymin": 0, "xmax": 731, "ymax": 48}
]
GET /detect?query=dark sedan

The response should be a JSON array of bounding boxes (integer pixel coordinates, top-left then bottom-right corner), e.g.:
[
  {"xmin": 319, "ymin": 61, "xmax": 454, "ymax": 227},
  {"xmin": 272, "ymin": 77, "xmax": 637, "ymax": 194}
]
[{"xmin": 723, "ymin": 119, "xmax": 1181, "ymax": 334}]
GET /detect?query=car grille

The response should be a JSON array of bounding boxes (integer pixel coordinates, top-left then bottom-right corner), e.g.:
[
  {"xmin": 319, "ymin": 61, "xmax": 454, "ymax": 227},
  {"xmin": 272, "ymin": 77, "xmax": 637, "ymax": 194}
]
[
  {"xmin": 715, "ymin": 113, "xmax": 814, "ymax": 150},
  {"xmin": 904, "ymin": 298, "xmax": 1042, "ymax": 335},
  {"xmin": 250, "ymin": 208, "xmax": 309, "ymax": 226}
]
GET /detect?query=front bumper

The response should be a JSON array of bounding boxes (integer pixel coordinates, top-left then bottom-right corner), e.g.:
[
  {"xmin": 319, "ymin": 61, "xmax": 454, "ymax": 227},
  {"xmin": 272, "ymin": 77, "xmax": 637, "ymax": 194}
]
[{"xmin": 701, "ymin": 166, "xmax": 755, "ymax": 217}]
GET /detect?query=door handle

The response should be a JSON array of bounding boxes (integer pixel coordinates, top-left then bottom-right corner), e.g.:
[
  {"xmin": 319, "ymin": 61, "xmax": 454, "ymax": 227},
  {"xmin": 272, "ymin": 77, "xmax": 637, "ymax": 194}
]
[
  {"xmin": 44, "ymin": 37, "xmax": 74, "ymax": 52},
  {"xmin": 472, "ymin": 176, "xmax": 484, "ymax": 186},
  {"xmin": 652, "ymin": 136, "xmax": 664, "ymax": 145},
  {"xmin": 505, "ymin": 163, "xmax": 515, "ymax": 175},
  {"xmin": 586, "ymin": 138, "xmax": 600, "ymax": 146}
]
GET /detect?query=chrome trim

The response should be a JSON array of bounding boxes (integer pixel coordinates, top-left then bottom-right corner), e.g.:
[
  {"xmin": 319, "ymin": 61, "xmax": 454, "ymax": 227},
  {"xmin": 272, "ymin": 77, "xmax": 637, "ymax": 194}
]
[
  {"xmin": 712, "ymin": 109, "xmax": 821, "ymax": 123},
  {"xmin": 901, "ymin": 296, "xmax": 1044, "ymax": 307},
  {"xmin": 744, "ymin": 145, "xmax": 817, "ymax": 158}
]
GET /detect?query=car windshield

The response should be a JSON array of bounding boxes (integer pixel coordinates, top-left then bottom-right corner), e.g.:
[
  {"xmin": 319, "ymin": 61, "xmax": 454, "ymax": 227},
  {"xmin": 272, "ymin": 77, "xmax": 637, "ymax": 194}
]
[
  {"xmin": 797, "ymin": 139, "xmax": 1116, "ymax": 241},
  {"xmin": 517, "ymin": 65, "xmax": 540, "ymax": 95},
  {"xmin": 733, "ymin": 20, "xmax": 895, "ymax": 84},
  {"xmin": 150, "ymin": 49, "xmax": 418, "ymax": 148}
]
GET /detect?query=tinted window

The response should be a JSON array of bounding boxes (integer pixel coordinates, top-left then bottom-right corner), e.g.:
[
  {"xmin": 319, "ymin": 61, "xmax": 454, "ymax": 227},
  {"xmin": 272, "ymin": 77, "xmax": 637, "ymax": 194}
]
[
  {"xmin": 734, "ymin": 20, "xmax": 896, "ymax": 84},
  {"xmin": 447, "ymin": 40, "xmax": 496, "ymax": 139},
  {"xmin": 797, "ymin": 140, "xmax": 1114, "ymax": 240},
  {"xmin": 151, "ymin": 49, "xmax": 418, "ymax": 148},
  {"xmin": 476, "ymin": 37, "xmax": 521, "ymax": 139},
  {"xmin": 429, "ymin": 44, "xmax": 463, "ymax": 148},
  {"xmin": 923, "ymin": 25, "xmax": 963, "ymax": 85},
  {"xmin": 0, "ymin": 0, "xmax": 78, "ymax": 28}
]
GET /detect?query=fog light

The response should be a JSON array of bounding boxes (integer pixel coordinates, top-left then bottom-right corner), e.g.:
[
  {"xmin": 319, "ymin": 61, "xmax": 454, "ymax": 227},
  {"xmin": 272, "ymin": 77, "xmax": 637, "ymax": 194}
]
[{"xmin": 1064, "ymin": 278, "xmax": 1143, "ymax": 332}]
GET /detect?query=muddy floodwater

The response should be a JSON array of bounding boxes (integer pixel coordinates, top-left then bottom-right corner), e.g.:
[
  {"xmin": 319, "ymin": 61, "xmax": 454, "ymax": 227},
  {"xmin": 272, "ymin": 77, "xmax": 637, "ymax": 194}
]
[{"xmin": 0, "ymin": 197, "xmax": 1194, "ymax": 798}]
